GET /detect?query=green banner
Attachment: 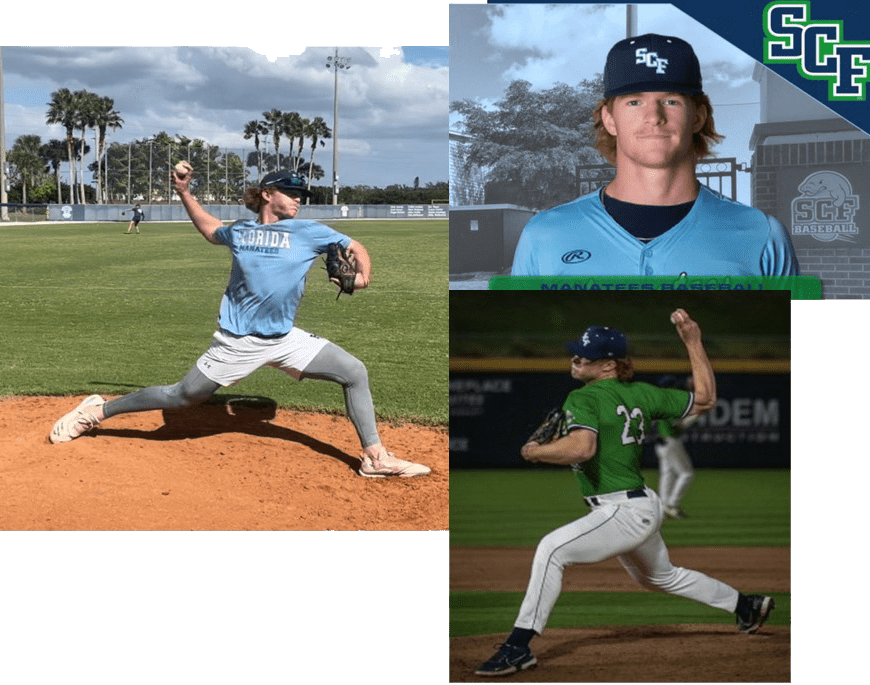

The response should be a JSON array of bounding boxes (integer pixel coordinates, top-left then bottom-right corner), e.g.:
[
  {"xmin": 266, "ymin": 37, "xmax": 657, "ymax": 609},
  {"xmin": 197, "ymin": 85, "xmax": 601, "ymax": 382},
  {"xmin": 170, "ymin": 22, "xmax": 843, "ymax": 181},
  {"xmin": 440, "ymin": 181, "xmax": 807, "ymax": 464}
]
[{"xmin": 488, "ymin": 275, "xmax": 822, "ymax": 299}]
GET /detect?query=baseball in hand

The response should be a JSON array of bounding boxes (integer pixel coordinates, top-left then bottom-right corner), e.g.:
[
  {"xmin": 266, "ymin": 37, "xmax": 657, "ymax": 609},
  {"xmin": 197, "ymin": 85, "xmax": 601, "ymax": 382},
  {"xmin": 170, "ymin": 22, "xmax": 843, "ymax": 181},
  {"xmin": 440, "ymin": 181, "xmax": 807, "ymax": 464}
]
[
  {"xmin": 670, "ymin": 308, "xmax": 687, "ymax": 324},
  {"xmin": 174, "ymin": 160, "xmax": 193, "ymax": 179}
]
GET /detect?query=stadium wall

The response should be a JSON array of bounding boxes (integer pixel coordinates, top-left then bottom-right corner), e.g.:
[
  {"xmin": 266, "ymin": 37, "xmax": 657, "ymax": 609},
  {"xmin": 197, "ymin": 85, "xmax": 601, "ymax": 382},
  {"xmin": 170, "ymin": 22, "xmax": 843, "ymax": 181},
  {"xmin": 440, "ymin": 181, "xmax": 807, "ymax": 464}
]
[
  {"xmin": 450, "ymin": 366, "xmax": 790, "ymax": 469},
  {"xmin": 46, "ymin": 203, "xmax": 448, "ymax": 222}
]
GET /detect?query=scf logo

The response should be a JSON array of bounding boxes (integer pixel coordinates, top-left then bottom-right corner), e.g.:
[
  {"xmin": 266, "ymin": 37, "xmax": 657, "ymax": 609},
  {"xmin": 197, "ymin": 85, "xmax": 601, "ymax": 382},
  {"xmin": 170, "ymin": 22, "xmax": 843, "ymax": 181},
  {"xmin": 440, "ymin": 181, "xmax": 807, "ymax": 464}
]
[
  {"xmin": 790, "ymin": 171, "xmax": 860, "ymax": 243},
  {"xmin": 635, "ymin": 48, "xmax": 668, "ymax": 74},
  {"xmin": 763, "ymin": 1, "xmax": 870, "ymax": 101}
]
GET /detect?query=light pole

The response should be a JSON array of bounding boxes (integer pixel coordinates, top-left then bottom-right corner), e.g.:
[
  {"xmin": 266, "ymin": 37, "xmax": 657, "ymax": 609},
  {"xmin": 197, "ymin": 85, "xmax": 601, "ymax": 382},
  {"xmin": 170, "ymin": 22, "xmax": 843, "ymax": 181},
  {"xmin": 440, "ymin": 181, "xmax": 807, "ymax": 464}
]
[
  {"xmin": 325, "ymin": 49, "xmax": 350, "ymax": 205},
  {"xmin": 0, "ymin": 47, "xmax": 8, "ymax": 221}
]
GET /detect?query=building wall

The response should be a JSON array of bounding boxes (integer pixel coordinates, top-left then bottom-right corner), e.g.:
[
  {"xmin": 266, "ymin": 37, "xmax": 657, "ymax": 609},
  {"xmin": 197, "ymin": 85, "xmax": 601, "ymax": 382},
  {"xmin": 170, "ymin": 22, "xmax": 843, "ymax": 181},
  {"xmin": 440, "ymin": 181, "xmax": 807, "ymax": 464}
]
[
  {"xmin": 751, "ymin": 66, "xmax": 870, "ymax": 298},
  {"xmin": 751, "ymin": 128, "xmax": 870, "ymax": 298}
]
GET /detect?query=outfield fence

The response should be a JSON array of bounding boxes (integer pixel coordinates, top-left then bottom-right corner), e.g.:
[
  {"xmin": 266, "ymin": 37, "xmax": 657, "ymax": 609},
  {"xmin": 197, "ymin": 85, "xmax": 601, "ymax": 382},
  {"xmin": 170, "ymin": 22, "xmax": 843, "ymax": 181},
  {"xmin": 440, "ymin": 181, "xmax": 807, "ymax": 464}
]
[
  {"xmin": 0, "ymin": 203, "xmax": 49, "ymax": 222},
  {"xmin": 44, "ymin": 203, "xmax": 448, "ymax": 223}
]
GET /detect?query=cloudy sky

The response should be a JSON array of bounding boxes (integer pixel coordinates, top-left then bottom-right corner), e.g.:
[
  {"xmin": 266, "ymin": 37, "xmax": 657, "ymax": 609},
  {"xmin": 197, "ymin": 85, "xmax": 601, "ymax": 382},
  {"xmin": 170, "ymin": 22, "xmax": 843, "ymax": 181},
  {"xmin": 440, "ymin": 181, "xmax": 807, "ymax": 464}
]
[
  {"xmin": 1, "ymin": 46, "xmax": 447, "ymax": 189},
  {"xmin": 449, "ymin": 3, "xmax": 822, "ymax": 204}
]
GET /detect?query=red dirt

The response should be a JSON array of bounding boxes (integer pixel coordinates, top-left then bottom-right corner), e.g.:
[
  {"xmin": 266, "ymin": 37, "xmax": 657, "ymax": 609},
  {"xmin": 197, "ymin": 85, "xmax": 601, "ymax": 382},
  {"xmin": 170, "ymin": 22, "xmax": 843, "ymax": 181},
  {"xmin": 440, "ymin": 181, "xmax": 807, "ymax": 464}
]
[
  {"xmin": 450, "ymin": 546, "xmax": 790, "ymax": 682},
  {"xmin": 0, "ymin": 395, "xmax": 447, "ymax": 531}
]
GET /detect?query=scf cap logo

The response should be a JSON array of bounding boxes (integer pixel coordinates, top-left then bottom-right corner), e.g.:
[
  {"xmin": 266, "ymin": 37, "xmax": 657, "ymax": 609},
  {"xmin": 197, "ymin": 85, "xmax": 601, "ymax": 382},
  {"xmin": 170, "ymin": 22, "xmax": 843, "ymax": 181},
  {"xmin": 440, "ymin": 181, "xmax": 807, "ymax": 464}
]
[
  {"xmin": 561, "ymin": 249, "xmax": 592, "ymax": 264},
  {"xmin": 764, "ymin": 1, "xmax": 870, "ymax": 101},
  {"xmin": 790, "ymin": 170, "xmax": 860, "ymax": 242},
  {"xmin": 636, "ymin": 48, "xmax": 668, "ymax": 74}
]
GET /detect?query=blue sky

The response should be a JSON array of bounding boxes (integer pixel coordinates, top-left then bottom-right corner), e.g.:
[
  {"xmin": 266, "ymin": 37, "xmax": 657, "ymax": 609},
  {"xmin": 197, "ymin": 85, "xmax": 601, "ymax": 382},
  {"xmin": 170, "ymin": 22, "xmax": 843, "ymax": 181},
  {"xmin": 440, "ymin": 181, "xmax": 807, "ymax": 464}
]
[{"xmin": 1, "ymin": 46, "xmax": 447, "ymax": 189}]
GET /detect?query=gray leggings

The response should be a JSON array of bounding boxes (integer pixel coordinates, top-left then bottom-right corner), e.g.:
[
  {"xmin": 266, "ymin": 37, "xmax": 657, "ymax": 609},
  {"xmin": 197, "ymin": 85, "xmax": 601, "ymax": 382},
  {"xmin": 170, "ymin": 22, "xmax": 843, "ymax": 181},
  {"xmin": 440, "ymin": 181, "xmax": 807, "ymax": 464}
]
[{"xmin": 102, "ymin": 342, "xmax": 380, "ymax": 448}]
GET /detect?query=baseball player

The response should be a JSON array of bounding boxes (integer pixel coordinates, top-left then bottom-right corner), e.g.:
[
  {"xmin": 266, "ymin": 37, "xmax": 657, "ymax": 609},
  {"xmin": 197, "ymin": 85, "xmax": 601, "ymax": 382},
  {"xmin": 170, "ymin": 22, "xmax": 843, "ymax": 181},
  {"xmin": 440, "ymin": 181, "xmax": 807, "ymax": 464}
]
[
  {"xmin": 510, "ymin": 33, "xmax": 798, "ymax": 277},
  {"xmin": 475, "ymin": 311, "xmax": 774, "ymax": 677},
  {"xmin": 49, "ymin": 169, "xmax": 430, "ymax": 478},
  {"xmin": 654, "ymin": 375, "xmax": 697, "ymax": 519},
  {"xmin": 125, "ymin": 203, "xmax": 144, "ymax": 234}
]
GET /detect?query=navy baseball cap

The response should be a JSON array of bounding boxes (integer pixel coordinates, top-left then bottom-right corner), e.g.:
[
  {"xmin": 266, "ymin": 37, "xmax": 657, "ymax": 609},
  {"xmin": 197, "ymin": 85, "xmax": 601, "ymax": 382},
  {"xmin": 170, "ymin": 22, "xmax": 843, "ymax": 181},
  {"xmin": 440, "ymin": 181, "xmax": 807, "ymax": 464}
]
[
  {"xmin": 603, "ymin": 33, "xmax": 703, "ymax": 98},
  {"xmin": 261, "ymin": 171, "xmax": 312, "ymax": 197},
  {"xmin": 566, "ymin": 326, "xmax": 628, "ymax": 360}
]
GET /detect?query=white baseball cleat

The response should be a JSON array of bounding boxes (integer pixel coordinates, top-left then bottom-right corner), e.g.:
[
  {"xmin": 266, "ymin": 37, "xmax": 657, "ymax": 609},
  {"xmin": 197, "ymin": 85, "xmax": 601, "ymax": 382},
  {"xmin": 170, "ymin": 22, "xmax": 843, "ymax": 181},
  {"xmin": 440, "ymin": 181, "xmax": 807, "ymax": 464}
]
[
  {"xmin": 49, "ymin": 395, "xmax": 106, "ymax": 444},
  {"xmin": 358, "ymin": 451, "xmax": 431, "ymax": 478}
]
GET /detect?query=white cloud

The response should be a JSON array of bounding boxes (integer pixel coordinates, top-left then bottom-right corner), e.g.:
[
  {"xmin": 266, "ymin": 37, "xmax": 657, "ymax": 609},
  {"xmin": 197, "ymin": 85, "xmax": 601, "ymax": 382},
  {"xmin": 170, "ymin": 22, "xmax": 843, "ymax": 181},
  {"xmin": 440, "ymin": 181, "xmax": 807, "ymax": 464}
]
[{"xmin": 3, "ymin": 45, "xmax": 448, "ymax": 186}]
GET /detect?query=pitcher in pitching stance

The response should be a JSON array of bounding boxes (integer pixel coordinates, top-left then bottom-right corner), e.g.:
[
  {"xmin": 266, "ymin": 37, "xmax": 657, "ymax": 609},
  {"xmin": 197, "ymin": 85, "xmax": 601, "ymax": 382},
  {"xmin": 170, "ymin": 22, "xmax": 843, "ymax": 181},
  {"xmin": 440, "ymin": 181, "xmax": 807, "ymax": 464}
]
[
  {"xmin": 475, "ymin": 310, "xmax": 773, "ymax": 676},
  {"xmin": 48, "ymin": 167, "xmax": 430, "ymax": 478}
]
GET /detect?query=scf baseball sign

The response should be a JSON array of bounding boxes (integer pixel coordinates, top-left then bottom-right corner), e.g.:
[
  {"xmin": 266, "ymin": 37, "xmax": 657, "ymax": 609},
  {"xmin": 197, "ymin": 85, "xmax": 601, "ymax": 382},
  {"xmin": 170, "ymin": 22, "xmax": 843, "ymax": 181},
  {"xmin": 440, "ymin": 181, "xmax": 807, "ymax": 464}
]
[
  {"xmin": 791, "ymin": 171, "xmax": 860, "ymax": 243},
  {"xmin": 776, "ymin": 165, "xmax": 867, "ymax": 247}
]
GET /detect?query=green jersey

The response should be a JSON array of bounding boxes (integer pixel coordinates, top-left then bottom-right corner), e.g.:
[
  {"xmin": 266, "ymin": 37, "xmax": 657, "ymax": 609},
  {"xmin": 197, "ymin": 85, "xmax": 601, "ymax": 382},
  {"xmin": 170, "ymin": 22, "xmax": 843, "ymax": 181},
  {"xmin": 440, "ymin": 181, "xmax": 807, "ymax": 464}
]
[
  {"xmin": 562, "ymin": 377, "xmax": 693, "ymax": 497},
  {"xmin": 656, "ymin": 417, "xmax": 682, "ymax": 439}
]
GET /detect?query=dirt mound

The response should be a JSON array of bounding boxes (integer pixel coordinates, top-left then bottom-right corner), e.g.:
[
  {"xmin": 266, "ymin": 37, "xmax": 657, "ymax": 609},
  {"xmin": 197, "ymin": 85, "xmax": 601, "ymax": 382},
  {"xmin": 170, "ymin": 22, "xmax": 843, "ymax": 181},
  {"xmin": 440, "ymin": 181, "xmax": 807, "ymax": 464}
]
[{"xmin": 0, "ymin": 395, "xmax": 447, "ymax": 531}]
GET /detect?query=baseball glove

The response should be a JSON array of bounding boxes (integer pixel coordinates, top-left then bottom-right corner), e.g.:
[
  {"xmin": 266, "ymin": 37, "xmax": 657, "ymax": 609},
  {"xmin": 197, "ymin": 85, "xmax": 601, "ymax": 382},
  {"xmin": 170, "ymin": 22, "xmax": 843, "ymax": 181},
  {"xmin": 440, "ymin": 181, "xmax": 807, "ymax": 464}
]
[
  {"xmin": 526, "ymin": 408, "xmax": 565, "ymax": 445},
  {"xmin": 324, "ymin": 242, "xmax": 357, "ymax": 299}
]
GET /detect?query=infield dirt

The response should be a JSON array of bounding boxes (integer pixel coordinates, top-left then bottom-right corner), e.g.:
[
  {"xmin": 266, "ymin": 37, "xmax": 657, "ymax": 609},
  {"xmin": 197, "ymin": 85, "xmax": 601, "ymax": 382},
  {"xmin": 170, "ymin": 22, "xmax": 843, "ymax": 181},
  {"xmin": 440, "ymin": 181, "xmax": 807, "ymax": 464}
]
[
  {"xmin": 450, "ymin": 546, "xmax": 790, "ymax": 681},
  {"xmin": 0, "ymin": 395, "xmax": 447, "ymax": 531}
]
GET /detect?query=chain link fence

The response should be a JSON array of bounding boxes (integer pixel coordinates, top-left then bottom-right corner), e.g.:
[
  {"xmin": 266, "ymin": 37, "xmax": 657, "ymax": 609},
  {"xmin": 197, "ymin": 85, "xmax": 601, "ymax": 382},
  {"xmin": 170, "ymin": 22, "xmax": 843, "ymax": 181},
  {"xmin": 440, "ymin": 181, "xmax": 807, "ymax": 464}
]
[
  {"xmin": 98, "ymin": 140, "xmax": 319, "ymax": 206},
  {"xmin": 0, "ymin": 203, "xmax": 49, "ymax": 222}
]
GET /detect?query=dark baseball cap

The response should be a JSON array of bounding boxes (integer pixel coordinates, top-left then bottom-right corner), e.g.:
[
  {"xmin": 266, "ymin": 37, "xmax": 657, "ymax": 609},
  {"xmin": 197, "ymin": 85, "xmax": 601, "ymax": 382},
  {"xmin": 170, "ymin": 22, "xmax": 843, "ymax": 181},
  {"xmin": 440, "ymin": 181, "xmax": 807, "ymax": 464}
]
[
  {"xmin": 603, "ymin": 33, "xmax": 703, "ymax": 98},
  {"xmin": 566, "ymin": 325, "xmax": 628, "ymax": 360},
  {"xmin": 261, "ymin": 171, "xmax": 312, "ymax": 197}
]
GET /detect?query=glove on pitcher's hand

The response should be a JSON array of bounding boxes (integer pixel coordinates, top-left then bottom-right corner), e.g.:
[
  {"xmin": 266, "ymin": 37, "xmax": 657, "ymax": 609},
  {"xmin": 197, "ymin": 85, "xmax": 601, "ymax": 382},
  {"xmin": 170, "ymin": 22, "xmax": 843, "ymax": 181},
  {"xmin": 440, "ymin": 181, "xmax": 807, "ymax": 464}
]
[
  {"xmin": 325, "ymin": 242, "xmax": 357, "ymax": 299},
  {"xmin": 527, "ymin": 408, "xmax": 565, "ymax": 445}
]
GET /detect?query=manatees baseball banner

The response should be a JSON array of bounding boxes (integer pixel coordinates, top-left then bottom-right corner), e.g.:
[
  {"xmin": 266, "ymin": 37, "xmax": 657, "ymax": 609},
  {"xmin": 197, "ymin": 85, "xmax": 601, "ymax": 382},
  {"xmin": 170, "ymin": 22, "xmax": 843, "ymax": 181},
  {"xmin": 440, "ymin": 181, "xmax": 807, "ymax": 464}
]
[{"xmin": 450, "ymin": 371, "xmax": 790, "ymax": 469}]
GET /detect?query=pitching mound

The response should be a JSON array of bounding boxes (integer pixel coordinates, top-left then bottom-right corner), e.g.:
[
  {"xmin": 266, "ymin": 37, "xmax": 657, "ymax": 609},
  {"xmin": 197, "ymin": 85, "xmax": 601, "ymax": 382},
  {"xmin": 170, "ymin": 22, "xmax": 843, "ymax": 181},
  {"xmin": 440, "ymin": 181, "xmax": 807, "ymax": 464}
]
[
  {"xmin": 451, "ymin": 624, "xmax": 790, "ymax": 682},
  {"xmin": 451, "ymin": 547, "xmax": 790, "ymax": 681},
  {"xmin": 0, "ymin": 395, "xmax": 447, "ymax": 531}
]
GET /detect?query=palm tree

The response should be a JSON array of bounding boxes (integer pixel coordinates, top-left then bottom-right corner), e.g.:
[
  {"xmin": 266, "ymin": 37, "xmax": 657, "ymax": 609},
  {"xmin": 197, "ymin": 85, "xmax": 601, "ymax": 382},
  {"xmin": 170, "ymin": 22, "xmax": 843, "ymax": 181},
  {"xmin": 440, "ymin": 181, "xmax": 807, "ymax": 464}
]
[
  {"xmin": 281, "ymin": 111, "xmax": 303, "ymax": 171},
  {"xmin": 243, "ymin": 119, "xmax": 268, "ymax": 181},
  {"xmin": 46, "ymin": 88, "xmax": 80, "ymax": 203},
  {"xmin": 74, "ymin": 90, "xmax": 100, "ymax": 203},
  {"xmin": 93, "ymin": 96, "xmax": 123, "ymax": 203},
  {"xmin": 8, "ymin": 135, "xmax": 43, "ymax": 204},
  {"xmin": 305, "ymin": 116, "xmax": 331, "ymax": 197},
  {"xmin": 262, "ymin": 109, "xmax": 284, "ymax": 171},
  {"xmin": 40, "ymin": 139, "xmax": 67, "ymax": 204}
]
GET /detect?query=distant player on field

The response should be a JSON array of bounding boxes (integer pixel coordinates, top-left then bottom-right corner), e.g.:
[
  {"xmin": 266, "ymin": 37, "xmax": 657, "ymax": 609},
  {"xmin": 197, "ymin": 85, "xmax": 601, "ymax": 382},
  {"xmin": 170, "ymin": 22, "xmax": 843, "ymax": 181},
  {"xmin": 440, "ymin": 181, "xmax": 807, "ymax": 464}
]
[
  {"xmin": 654, "ymin": 375, "xmax": 698, "ymax": 519},
  {"xmin": 49, "ymin": 169, "xmax": 430, "ymax": 478},
  {"xmin": 510, "ymin": 33, "xmax": 798, "ymax": 277},
  {"xmin": 474, "ymin": 311, "xmax": 774, "ymax": 677},
  {"xmin": 125, "ymin": 203, "xmax": 144, "ymax": 234}
]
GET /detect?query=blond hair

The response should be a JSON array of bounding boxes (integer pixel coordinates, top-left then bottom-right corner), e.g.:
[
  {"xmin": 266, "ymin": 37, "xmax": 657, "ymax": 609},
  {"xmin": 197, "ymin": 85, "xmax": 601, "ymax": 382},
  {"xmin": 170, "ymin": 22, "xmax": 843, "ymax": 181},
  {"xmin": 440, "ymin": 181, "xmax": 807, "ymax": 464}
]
[{"xmin": 243, "ymin": 186, "xmax": 276, "ymax": 214}]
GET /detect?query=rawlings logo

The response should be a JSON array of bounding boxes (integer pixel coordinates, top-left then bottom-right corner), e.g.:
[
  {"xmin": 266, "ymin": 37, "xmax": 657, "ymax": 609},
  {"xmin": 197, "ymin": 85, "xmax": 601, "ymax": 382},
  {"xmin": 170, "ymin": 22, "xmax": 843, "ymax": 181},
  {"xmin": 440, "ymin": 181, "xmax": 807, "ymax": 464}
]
[
  {"xmin": 561, "ymin": 249, "xmax": 592, "ymax": 264},
  {"xmin": 790, "ymin": 170, "xmax": 860, "ymax": 242}
]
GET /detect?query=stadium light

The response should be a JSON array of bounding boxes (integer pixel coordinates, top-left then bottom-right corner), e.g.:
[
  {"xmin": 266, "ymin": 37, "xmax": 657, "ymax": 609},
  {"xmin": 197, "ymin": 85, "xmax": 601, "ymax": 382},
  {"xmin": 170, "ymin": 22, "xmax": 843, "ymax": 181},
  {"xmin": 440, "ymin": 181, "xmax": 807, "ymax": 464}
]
[
  {"xmin": 0, "ymin": 48, "xmax": 8, "ymax": 221},
  {"xmin": 325, "ymin": 49, "xmax": 350, "ymax": 205}
]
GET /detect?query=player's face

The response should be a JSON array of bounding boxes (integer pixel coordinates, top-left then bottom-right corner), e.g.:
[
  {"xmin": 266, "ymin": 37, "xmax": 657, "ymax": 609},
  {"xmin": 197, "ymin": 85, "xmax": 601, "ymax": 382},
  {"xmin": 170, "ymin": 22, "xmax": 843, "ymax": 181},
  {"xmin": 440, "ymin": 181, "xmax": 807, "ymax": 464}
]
[
  {"xmin": 571, "ymin": 357, "xmax": 610, "ymax": 382},
  {"xmin": 602, "ymin": 92, "xmax": 706, "ymax": 169},
  {"xmin": 268, "ymin": 188, "xmax": 303, "ymax": 219}
]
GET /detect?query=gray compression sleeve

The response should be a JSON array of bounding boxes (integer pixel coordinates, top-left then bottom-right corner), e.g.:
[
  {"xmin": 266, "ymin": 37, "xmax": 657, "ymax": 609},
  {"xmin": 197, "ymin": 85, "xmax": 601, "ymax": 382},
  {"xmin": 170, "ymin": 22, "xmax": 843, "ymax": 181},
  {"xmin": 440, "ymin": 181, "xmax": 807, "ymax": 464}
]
[
  {"xmin": 300, "ymin": 342, "xmax": 380, "ymax": 448},
  {"xmin": 102, "ymin": 365, "xmax": 221, "ymax": 418}
]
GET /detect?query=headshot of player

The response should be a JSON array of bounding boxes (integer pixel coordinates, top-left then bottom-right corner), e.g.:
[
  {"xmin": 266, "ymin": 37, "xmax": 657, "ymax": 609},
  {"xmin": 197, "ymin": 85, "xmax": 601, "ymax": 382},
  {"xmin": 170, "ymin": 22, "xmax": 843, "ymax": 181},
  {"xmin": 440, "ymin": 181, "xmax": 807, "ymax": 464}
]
[{"xmin": 510, "ymin": 33, "xmax": 799, "ymax": 278}]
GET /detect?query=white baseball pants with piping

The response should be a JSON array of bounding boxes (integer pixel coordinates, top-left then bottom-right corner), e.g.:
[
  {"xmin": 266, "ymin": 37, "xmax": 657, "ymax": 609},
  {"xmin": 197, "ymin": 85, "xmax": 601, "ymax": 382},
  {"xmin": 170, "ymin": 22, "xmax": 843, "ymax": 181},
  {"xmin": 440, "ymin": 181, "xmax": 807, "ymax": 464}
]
[{"xmin": 514, "ymin": 486, "xmax": 738, "ymax": 635}]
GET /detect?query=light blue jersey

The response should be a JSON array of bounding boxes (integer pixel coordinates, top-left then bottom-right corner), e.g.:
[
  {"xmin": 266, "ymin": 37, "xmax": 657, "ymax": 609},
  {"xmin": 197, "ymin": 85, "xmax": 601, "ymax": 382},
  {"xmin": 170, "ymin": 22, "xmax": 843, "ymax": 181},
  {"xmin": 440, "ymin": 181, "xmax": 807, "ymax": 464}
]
[
  {"xmin": 511, "ymin": 186, "xmax": 799, "ymax": 277},
  {"xmin": 213, "ymin": 218, "xmax": 351, "ymax": 336}
]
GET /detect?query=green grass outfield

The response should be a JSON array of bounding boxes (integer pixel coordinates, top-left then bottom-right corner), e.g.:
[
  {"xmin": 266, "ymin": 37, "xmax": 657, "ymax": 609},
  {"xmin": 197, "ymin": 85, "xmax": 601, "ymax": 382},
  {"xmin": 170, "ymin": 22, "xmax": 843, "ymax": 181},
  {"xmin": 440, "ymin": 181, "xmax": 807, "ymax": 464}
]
[
  {"xmin": 450, "ymin": 468, "xmax": 789, "ymax": 636},
  {"xmin": 0, "ymin": 219, "xmax": 447, "ymax": 425},
  {"xmin": 451, "ymin": 590, "xmax": 792, "ymax": 636}
]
